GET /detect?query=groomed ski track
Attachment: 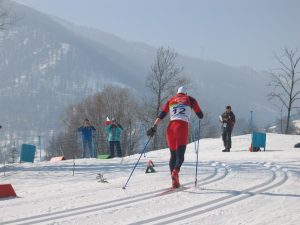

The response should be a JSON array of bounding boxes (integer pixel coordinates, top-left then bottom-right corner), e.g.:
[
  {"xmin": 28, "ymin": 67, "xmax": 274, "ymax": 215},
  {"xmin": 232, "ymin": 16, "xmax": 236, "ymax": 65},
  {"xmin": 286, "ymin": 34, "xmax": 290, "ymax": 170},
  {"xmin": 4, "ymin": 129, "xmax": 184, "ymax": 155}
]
[{"xmin": 1, "ymin": 161, "xmax": 292, "ymax": 225}]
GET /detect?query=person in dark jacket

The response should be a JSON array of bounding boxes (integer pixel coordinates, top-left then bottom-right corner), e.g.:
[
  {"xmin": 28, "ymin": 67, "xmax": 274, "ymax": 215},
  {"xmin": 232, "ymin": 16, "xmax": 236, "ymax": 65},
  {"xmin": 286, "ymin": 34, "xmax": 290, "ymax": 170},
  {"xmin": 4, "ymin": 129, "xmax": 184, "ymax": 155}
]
[
  {"xmin": 220, "ymin": 105, "xmax": 236, "ymax": 152},
  {"xmin": 105, "ymin": 118, "xmax": 123, "ymax": 158},
  {"xmin": 78, "ymin": 118, "xmax": 96, "ymax": 158}
]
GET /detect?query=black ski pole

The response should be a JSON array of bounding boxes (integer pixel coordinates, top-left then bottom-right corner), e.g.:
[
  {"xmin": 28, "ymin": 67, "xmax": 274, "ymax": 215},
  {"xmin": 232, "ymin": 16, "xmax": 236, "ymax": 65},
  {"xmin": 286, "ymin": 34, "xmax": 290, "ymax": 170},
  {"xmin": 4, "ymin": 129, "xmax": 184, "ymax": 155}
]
[
  {"xmin": 195, "ymin": 120, "xmax": 201, "ymax": 186},
  {"xmin": 122, "ymin": 136, "xmax": 152, "ymax": 190}
]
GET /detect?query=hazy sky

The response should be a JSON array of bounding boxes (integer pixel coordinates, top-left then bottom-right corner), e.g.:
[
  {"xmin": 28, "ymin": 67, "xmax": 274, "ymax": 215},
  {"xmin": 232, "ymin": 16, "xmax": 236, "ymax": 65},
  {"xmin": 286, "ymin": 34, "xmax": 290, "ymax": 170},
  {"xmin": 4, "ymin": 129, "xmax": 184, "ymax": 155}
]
[{"xmin": 15, "ymin": 0, "xmax": 300, "ymax": 71}]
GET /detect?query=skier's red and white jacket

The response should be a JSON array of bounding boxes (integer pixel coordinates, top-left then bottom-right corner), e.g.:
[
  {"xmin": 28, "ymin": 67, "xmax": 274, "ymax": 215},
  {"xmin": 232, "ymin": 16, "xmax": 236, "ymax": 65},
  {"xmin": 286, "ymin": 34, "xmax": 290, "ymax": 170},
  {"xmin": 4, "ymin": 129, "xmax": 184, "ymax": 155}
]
[{"xmin": 158, "ymin": 93, "xmax": 203, "ymax": 122}]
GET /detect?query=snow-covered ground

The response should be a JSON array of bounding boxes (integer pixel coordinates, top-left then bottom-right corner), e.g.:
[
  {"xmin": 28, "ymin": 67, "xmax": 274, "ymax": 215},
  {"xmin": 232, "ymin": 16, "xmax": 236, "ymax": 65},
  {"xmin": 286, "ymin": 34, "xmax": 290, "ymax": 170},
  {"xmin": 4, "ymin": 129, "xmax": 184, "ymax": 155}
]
[{"xmin": 1, "ymin": 133, "xmax": 300, "ymax": 225}]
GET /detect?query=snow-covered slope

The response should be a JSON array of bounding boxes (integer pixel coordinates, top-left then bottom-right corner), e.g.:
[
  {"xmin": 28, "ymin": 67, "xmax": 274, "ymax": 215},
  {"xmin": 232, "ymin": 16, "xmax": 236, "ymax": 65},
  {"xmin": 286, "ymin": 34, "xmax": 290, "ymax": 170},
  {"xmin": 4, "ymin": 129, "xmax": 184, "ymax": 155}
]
[{"xmin": 1, "ymin": 134, "xmax": 299, "ymax": 225}]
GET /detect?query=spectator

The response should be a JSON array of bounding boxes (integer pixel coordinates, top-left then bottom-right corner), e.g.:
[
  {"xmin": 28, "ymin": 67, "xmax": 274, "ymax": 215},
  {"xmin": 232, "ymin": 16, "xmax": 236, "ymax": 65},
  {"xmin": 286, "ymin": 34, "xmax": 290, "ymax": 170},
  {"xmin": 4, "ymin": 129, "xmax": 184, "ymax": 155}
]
[
  {"xmin": 220, "ymin": 105, "xmax": 236, "ymax": 152},
  {"xmin": 78, "ymin": 118, "xmax": 96, "ymax": 158},
  {"xmin": 106, "ymin": 118, "xmax": 123, "ymax": 158}
]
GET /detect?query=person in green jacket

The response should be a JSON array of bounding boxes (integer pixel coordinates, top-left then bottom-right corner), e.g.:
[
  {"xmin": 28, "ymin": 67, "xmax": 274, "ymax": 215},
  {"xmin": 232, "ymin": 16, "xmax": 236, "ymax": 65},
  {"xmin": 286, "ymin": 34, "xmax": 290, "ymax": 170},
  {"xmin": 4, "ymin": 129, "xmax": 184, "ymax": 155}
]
[{"xmin": 106, "ymin": 118, "xmax": 123, "ymax": 158}]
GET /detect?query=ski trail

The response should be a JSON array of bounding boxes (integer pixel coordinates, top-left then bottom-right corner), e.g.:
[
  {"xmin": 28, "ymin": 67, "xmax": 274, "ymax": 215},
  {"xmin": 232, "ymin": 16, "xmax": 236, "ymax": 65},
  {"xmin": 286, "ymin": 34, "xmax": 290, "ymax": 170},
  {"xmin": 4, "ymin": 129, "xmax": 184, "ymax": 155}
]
[
  {"xmin": 1, "ymin": 164, "xmax": 229, "ymax": 225},
  {"xmin": 131, "ymin": 166, "xmax": 288, "ymax": 225}
]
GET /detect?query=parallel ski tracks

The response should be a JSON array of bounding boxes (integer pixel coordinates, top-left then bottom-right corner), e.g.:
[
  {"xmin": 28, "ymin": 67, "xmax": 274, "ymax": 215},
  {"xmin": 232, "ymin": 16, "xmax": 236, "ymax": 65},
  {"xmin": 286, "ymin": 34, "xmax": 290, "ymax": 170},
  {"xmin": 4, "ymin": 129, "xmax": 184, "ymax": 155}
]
[
  {"xmin": 131, "ymin": 165, "xmax": 288, "ymax": 225},
  {"xmin": 3, "ymin": 162, "xmax": 289, "ymax": 225},
  {"xmin": 1, "ymin": 164, "xmax": 224, "ymax": 225}
]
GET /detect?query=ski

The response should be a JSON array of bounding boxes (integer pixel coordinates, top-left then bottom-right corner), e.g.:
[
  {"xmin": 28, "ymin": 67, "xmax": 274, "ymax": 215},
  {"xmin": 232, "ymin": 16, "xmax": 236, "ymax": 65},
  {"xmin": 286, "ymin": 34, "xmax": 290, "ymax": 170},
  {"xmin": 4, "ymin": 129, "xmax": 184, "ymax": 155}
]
[{"xmin": 156, "ymin": 186, "xmax": 188, "ymax": 196}]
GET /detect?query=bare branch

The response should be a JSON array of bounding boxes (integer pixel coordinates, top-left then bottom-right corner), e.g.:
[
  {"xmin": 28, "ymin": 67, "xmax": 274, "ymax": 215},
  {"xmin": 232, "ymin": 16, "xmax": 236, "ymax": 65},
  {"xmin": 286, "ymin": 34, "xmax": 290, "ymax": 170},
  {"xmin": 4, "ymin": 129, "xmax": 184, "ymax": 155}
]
[
  {"xmin": 146, "ymin": 46, "xmax": 189, "ymax": 149},
  {"xmin": 270, "ymin": 73, "xmax": 291, "ymax": 96},
  {"xmin": 275, "ymin": 53, "xmax": 292, "ymax": 75},
  {"xmin": 268, "ymin": 48, "xmax": 300, "ymax": 134}
]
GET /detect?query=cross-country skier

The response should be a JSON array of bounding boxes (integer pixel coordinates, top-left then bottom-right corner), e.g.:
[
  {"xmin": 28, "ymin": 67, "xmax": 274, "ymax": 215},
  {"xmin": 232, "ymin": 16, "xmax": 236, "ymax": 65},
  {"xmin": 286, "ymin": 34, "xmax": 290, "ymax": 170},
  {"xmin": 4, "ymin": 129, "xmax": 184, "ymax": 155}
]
[
  {"xmin": 220, "ymin": 105, "xmax": 235, "ymax": 152},
  {"xmin": 147, "ymin": 86, "xmax": 203, "ymax": 188}
]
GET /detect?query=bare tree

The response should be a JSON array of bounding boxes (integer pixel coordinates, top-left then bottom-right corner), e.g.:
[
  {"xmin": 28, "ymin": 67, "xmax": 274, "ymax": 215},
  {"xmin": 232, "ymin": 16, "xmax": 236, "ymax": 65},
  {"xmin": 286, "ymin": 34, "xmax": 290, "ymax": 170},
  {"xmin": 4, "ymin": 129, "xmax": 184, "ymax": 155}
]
[
  {"xmin": 146, "ymin": 46, "xmax": 189, "ymax": 150},
  {"xmin": 268, "ymin": 48, "xmax": 300, "ymax": 134},
  {"xmin": 147, "ymin": 47, "xmax": 187, "ymax": 117},
  {"xmin": 47, "ymin": 85, "xmax": 142, "ymax": 159}
]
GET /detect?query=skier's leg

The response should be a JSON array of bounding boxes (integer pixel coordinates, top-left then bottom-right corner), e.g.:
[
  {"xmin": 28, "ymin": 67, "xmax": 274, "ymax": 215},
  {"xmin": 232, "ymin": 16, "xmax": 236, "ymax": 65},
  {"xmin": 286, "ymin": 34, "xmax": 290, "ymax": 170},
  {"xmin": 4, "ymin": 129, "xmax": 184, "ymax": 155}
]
[
  {"xmin": 167, "ymin": 122, "xmax": 176, "ymax": 173},
  {"xmin": 169, "ymin": 150, "xmax": 176, "ymax": 172},
  {"xmin": 170, "ymin": 150, "xmax": 180, "ymax": 188},
  {"xmin": 175, "ymin": 145, "xmax": 186, "ymax": 170},
  {"xmin": 170, "ymin": 145, "xmax": 186, "ymax": 188},
  {"xmin": 172, "ymin": 121, "xmax": 188, "ymax": 188},
  {"xmin": 174, "ymin": 121, "xmax": 188, "ymax": 168}
]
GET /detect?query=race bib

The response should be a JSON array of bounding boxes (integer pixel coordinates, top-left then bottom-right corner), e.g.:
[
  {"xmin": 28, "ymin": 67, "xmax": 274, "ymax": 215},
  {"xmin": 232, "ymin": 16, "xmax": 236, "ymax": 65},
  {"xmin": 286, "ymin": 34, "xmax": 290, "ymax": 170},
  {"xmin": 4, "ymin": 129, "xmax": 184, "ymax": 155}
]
[{"xmin": 169, "ymin": 103, "xmax": 192, "ymax": 122}]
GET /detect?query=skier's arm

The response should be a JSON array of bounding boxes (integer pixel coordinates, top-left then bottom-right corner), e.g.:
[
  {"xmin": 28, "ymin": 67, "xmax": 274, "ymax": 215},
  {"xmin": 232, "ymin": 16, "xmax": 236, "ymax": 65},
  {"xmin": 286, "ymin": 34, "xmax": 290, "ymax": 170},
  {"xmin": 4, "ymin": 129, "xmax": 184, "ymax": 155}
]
[
  {"xmin": 147, "ymin": 119, "xmax": 159, "ymax": 137},
  {"xmin": 190, "ymin": 97, "xmax": 203, "ymax": 119},
  {"xmin": 91, "ymin": 126, "xmax": 96, "ymax": 131},
  {"xmin": 147, "ymin": 101, "xmax": 169, "ymax": 137},
  {"xmin": 117, "ymin": 124, "xmax": 123, "ymax": 130},
  {"xmin": 157, "ymin": 100, "xmax": 170, "ymax": 120},
  {"xmin": 77, "ymin": 126, "xmax": 83, "ymax": 132},
  {"xmin": 153, "ymin": 118, "xmax": 161, "ymax": 127}
]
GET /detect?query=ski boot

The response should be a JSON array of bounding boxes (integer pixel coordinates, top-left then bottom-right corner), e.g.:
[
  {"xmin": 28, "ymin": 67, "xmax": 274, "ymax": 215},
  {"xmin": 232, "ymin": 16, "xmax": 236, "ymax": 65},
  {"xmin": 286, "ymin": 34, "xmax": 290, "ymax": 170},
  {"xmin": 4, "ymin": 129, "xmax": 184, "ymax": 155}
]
[{"xmin": 171, "ymin": 168, "xmax": 180, "ymax": 188}]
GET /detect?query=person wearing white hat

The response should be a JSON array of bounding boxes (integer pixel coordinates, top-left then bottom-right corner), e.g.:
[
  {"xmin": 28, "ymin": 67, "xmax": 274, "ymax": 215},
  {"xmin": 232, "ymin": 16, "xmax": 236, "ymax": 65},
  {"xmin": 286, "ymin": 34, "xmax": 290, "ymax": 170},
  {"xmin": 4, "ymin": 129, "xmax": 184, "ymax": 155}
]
[
  {"xmin": 147, "ymin": 86, "xmax": 203, "ymax": 188},
  {"xmin": 177, "ymin": 86, "xmax": 187, "ymax": 94}
]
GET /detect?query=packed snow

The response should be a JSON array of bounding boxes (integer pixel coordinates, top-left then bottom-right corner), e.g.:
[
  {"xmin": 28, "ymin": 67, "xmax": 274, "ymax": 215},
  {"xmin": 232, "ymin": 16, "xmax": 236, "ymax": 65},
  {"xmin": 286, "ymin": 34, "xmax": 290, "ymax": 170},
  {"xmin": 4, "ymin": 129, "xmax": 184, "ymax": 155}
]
[{"xmin": 1, "ymin": 133, "xmax": 300, "ymax": 225}]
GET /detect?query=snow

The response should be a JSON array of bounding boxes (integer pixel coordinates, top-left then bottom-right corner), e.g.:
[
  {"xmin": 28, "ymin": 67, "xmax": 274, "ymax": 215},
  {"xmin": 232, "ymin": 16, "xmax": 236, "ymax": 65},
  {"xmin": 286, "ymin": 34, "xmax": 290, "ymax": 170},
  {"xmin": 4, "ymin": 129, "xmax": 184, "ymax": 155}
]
[{"xmin": 1, "ymin": 133, "xmax": 300, "ymax": 225}]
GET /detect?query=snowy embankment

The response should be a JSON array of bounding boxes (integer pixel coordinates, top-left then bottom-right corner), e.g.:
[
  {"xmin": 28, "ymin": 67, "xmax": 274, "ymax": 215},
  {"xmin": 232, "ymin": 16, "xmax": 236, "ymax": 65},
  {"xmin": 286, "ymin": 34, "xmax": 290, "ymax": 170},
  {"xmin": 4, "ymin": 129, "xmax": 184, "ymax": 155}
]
[{"xmin": 0, "ymin": 133, "xmax": 300, "ymax": 225}]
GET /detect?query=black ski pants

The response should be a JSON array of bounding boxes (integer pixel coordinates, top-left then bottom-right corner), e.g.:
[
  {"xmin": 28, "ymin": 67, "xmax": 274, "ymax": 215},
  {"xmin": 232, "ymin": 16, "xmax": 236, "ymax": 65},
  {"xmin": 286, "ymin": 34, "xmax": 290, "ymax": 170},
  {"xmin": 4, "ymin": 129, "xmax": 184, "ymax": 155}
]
[{"xmin": 169, "ymin": 145, "xmax": 186, "ymax": 172}]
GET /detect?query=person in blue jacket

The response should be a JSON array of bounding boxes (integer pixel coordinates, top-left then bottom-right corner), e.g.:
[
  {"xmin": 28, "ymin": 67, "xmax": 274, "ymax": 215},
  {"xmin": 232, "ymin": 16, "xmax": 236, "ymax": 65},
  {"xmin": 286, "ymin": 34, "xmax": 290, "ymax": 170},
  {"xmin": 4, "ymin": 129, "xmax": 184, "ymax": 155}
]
[
  {"xmin": 105, "ymin": 118, "xmax": 123, "ymax": 158},
  {"xmin": 78, "ymin": 118, "xmax": 96, "ymax": 158}
]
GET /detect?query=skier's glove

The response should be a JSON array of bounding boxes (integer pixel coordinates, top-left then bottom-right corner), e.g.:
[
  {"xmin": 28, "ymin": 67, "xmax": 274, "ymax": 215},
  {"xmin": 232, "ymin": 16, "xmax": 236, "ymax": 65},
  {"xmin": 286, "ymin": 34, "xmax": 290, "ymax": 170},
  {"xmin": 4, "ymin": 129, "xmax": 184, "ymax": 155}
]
[
  {"xmin": 147, "ymin": 125, "xmax": 157, "ymax": 137},
  {"xmin": 0, "ymin": 125, "xmax": 2, "ymax": 129}
]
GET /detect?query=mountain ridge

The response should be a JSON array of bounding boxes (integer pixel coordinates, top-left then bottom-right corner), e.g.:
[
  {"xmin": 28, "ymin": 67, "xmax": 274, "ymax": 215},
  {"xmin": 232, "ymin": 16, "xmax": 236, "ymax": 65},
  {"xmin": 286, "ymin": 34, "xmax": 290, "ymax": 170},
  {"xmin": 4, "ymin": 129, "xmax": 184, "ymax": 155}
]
[{"xmin": 0, "ymin": 1, "xmax": 277, "ymax": 143}]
